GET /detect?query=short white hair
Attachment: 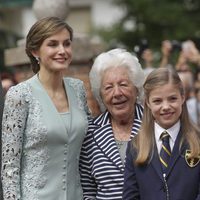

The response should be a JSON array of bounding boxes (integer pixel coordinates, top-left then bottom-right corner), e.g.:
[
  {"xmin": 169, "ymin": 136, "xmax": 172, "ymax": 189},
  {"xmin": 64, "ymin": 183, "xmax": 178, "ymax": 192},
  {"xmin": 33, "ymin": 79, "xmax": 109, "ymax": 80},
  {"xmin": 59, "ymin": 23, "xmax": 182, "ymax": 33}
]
[{"xmin": 89, "ymin": 48, "xmax": 145, "ymax": 112}]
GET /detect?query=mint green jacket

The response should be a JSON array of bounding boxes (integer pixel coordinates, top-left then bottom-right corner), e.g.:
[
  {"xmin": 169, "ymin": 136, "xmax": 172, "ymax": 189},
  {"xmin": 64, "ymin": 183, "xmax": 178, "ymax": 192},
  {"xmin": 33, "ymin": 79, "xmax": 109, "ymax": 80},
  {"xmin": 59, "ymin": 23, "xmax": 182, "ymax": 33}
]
[{"xmin": 2, "ymin": 75, "xmax": 90, "ymax": 200}]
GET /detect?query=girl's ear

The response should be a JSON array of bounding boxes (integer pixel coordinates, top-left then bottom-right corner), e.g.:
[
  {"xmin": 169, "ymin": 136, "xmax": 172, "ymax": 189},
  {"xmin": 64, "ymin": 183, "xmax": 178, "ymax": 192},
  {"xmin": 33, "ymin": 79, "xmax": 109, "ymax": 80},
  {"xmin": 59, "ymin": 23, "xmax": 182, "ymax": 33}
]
[
  {"xmin": 181, "ymin": 94, "xmax": 186, "ymax": 105},
  {"xmin": 146, "ymin": 99, "xmax": 151, "ymax": 110}
]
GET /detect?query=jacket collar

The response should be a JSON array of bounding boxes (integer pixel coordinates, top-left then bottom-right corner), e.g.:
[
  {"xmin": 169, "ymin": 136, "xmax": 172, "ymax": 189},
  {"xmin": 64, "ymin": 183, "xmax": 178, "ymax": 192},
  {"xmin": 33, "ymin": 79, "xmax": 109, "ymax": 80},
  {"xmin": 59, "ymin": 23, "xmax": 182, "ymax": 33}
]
[
  {"xmin": 92, "ymin": 104, "xmax": 143, "ymax": 129},
  {"xmin": 91, "ymin": 104, "xmax": 143, "ymax": 172}
]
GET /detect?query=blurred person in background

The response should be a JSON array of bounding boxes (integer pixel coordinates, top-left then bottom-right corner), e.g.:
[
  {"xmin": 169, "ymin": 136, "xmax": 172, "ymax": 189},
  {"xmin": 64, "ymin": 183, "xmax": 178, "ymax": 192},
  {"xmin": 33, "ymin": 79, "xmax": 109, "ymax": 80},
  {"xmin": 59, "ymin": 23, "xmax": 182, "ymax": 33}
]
[
  {"xmin": 1, "ymin": 17, "xmax": 90, "ymax": 200},
  {"xmin": 194, "ymin": 69, "xmax": 200, "ymax": 89},
  {"xmin": 1, "ymin": 72, "xmax": 16, "ymax": 96},
  {"xmin": 178, "ymin": 70, "xmax": 198, "ymax": 126},
  {"xmin": 183, "ymin": 40, "xmax": 200, "ymax": 127},
  {"xmin": 176, "ymin": 40, "xmax": 200, "ymax": 127},
  {"xmin": 159, "ymin": 39, "xmax": 183, "ymax": 68},
  {"xmin": 80, "ymin": 48, "xmax": 145, "ymax": 199},
  {"xmin": 195, "ymin": 87, "xmax": 200, "ymax": 127},
  {"xmin": 141, "ymin": 48, "xmax": 155, "ymax": 78},
  {"xmin": 194, "ymin": 70, "xmax": 200, "ymax": 127},
  {"xmin": 134, "ymin": 39, "xmax": 155, "ymax": 78},
  {"xmin": 175, "ymin": 51, "xmax": 191, "ymax": 72},
  {"xmin": 159, "ymin": 40, "xmax": 173, "ymax": 68},
  {"xmin": 181, "ymin": 40, "xmax": 200, "ymax": 66}
]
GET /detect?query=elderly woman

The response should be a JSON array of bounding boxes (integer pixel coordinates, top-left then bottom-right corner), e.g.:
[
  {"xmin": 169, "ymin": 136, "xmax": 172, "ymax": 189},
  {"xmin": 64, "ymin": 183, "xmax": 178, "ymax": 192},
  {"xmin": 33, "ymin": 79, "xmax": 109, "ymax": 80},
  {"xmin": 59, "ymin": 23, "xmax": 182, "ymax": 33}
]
[{"xmin": 80, "ymin": 48, "xmax": 145, "ymax": 199}]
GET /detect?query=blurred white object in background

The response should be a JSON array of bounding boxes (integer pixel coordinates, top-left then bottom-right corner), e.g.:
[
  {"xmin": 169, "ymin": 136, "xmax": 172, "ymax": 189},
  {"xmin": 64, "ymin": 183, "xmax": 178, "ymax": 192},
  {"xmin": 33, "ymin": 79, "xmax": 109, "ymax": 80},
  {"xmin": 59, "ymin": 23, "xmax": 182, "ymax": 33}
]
[{"xmin": 33, "ymin": 0, "xmax": 69, "ymax": 20}]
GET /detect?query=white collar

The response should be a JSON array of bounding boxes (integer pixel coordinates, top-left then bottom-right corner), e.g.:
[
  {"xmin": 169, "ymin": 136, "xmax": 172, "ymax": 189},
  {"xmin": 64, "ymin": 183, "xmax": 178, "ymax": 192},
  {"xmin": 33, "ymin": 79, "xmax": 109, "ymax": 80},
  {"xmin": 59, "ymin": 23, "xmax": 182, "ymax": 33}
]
[{"xmin": 155, "ymin": 120, "xmax": 180, "ymax": 143}]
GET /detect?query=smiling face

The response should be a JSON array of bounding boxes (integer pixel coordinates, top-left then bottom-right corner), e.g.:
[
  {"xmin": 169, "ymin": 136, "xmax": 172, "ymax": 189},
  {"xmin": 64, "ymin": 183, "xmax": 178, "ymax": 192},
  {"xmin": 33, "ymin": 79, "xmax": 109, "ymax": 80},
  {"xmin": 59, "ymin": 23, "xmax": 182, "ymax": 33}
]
[
  {"xmin": 32, "ymin": 28, "xmax": 72, "ymax": 73},
  {"xmin": 100, "ymin": 67, "xmax": 138, "ymax": 121},
  {"xmin": 147, "ymin": 83, "xmax": 185, "ymax": 129}
]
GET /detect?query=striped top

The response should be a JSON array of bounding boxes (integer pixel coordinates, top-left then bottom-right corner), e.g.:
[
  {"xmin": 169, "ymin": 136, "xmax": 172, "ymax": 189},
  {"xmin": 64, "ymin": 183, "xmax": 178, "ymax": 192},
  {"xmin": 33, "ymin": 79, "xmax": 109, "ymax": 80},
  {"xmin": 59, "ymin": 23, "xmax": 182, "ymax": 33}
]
[{"xmin": 80, "ymin": 104, "xmax": 143, "ymax": 200}]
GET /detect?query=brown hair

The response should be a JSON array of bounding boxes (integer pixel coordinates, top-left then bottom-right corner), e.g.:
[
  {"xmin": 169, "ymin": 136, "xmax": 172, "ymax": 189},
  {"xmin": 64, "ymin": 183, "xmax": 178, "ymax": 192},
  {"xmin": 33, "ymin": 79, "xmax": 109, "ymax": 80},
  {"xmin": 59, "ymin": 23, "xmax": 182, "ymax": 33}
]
[
  {"xmin": 134, "ymin": 67, "xmax": 200, "ymax": 165},
  {"xmin": 25, "ymin": 17, "xmax": 73, "ymax": 74}
]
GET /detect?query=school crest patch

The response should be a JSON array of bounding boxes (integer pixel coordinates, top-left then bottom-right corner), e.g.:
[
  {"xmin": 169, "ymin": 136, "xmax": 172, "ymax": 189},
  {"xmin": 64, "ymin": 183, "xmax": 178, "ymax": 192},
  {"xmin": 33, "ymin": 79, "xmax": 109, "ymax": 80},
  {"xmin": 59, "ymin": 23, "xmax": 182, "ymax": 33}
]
[{"xmin": 185, "ymin": 150, "xmax": 200, "ymax": 167}]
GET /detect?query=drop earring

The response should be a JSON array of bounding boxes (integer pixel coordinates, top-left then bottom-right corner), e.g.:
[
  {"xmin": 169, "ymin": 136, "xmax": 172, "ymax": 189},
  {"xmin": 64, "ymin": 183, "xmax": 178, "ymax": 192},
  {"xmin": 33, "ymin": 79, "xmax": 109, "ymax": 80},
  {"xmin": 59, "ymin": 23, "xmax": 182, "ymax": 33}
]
[{"xmin": 35, "ymin": 57, "xmax": 40, "ymax": 64}]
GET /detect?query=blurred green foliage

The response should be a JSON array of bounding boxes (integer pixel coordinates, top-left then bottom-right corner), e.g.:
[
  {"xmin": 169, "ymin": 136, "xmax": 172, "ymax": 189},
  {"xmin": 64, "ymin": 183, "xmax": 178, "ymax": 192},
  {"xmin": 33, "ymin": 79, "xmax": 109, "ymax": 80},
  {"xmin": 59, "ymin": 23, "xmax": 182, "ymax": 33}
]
[
  {"xmin": 95, "ymin": 0, "xmax": 200, "ymax": 51},
  {"xmin": 0, "ymin": 0, "xmax": 32, "ymax": 8}
]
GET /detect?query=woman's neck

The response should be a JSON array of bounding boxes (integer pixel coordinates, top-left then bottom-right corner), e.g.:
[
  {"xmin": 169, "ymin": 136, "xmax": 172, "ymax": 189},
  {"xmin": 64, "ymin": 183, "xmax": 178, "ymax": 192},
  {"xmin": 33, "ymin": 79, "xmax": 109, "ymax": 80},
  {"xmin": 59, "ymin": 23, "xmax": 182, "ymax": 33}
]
[
  {"xmin": 111, "ymin": 117, "xmax": 134, "ymax": 141},
  {"xmin": 38, "ymin": 70, "xmax": 63, "ymax": 90},
  {"xmin": 37, "ymin": 70, "xmax": 69, "ymax": 113}
]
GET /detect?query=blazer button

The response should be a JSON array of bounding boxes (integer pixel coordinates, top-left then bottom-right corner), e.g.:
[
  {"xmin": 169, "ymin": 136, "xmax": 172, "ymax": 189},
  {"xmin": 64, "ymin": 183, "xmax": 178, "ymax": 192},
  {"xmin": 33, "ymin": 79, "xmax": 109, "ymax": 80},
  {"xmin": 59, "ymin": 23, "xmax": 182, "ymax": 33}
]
[
  {"xmin": 63, "ymin": 165, "xmax": 66, "ymax": 169},
  {"xmin": 62, "ymin": 172, "xmax": 66, "ymax": 176},
  {"xmin": 62, "ymin": 179, "xmax": 66, "ymax": 183},
  {"xmin": 62, "ymin": 186, "xmax": 66, "ymax": 190}
]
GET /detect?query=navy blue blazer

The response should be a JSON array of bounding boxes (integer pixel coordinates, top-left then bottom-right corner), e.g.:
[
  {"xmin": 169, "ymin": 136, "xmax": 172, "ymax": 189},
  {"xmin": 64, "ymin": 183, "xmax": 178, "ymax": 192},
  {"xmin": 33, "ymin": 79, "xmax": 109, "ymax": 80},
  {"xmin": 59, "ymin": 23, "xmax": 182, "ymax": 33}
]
[{"xmin": 123, "ymin": 132, "xmax": 200, "ymax": 200}]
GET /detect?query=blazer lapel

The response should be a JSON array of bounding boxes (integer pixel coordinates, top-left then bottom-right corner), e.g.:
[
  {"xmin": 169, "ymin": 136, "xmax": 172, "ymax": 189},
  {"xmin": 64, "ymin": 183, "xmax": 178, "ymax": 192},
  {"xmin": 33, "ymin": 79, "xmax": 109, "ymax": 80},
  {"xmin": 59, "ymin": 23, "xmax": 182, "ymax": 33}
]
[
  {"xmin": 92, "ymin": 105, "xmax": 143, "ymax": 173},
  {"xmin": 151, "ymin": 146, "xmax": 164, "ymax": 180},
  {"xmin": 92, "ymin": 112, "xmax": 124, "ymax": 172},
  {"xmin": 166, "ymin": 131, "xmax": 185, "ymax": 177}
]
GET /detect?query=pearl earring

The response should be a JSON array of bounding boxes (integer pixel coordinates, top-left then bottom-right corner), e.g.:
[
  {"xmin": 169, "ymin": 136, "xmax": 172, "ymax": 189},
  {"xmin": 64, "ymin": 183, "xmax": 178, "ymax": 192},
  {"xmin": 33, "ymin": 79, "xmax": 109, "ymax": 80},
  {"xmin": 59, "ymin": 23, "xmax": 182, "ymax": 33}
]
[{"xmin": 35, "ymin": 57, "xmax": 40, "ymax": 64}]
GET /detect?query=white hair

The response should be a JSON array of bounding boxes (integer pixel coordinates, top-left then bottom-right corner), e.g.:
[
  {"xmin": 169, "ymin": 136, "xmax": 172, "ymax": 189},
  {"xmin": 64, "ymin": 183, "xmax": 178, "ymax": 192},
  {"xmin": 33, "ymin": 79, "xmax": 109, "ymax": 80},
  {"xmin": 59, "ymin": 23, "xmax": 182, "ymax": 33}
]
[{"xmin": 89, "ymin": 48, "xmax": 145, "ymax": 112}]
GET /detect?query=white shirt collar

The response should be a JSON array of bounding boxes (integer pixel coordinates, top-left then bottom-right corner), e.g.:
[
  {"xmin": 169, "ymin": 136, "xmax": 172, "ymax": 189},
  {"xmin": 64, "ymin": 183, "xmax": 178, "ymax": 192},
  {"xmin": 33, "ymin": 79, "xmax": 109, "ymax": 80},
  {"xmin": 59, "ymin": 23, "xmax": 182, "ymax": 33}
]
[{"xmin": 155, "ymin": 120, "xmax": 180, "ymax": 144}]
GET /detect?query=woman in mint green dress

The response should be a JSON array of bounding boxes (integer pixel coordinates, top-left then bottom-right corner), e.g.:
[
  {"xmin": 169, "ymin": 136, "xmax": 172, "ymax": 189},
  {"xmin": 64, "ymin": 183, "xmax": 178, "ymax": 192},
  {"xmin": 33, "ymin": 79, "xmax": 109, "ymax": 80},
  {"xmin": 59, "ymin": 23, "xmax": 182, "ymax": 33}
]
[{"xmin": 1, "ymin": 17, "xmax": 90, "ymax": 200}]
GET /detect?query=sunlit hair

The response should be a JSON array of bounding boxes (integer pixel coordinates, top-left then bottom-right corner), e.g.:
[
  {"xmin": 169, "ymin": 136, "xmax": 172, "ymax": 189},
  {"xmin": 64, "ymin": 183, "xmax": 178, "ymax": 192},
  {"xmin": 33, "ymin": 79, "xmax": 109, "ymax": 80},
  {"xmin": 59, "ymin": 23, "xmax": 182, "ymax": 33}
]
[
  {"xmin": 134, "ymin": 67, "xmax": 200, "ymax": 165},
  {"xmin": 89, "ymin": 48, "xmax": 145, "ymax": 112},
  {"xmin": 25, "ymin": 16, "xmax": 73, "ymax": 74}
]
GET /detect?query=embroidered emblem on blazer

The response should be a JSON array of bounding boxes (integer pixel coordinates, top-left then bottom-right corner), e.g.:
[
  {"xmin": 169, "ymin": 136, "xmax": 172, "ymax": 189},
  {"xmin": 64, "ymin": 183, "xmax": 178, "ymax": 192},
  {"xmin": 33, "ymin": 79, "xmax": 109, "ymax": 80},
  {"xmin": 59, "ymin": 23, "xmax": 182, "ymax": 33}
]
[{"xmin": 185, "ymin": 150, "xmax": 200, "ymax": 167}]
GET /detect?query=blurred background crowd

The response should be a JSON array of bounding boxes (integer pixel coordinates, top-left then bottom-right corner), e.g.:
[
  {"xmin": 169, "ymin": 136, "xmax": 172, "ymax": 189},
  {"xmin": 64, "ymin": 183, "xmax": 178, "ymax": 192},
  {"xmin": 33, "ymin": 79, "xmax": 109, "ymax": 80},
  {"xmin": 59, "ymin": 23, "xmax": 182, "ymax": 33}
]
[{"xmin": 1, "ymin": 0, "xmax": 200, "ymax": 126}]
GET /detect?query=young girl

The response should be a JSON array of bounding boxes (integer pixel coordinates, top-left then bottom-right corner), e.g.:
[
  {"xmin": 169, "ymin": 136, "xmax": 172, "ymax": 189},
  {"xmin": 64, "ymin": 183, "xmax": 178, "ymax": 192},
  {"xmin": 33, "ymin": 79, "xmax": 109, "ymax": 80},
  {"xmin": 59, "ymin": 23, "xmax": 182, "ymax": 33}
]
[{"xmin": 123, "ymin": 67, "xmax": 200, "ymax": 200}]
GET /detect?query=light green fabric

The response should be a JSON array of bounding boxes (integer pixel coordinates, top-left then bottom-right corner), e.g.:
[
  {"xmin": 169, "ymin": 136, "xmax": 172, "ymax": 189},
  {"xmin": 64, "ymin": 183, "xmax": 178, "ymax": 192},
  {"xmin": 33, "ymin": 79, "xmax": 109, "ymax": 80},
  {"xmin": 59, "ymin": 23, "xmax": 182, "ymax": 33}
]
[{"xmin": 2, "ymin": 75, "xmax": 89, "ymax": 200}]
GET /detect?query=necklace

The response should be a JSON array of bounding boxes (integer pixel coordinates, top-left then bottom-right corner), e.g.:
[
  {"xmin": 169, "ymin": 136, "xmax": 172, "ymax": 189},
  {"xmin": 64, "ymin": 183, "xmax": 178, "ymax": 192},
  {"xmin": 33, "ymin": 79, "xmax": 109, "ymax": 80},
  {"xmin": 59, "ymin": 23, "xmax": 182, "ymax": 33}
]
[
  {"xmin": 114, "ymin": 131, "xmax": 130, "ymax": 150},
  {"xmin": 113, "ymin": 129, "xmax": 131, "ymax": 142}
]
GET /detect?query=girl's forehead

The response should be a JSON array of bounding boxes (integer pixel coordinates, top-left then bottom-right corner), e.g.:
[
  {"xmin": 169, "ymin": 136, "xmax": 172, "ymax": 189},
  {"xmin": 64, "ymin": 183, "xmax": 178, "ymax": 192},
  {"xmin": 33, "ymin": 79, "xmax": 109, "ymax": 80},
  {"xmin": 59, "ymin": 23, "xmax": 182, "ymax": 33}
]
[{"xmin": 149, "ymin": 83, "xmax": 180, "ymax": 94}]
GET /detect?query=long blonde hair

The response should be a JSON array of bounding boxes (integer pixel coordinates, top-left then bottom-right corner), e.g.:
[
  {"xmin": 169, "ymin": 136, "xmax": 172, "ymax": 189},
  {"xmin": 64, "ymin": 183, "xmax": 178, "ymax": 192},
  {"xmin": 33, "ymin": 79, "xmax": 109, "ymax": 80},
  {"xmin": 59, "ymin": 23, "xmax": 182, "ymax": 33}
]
[{"xmin": 134, "ymin": 67, "xmax": 200, "ymax": 165}]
